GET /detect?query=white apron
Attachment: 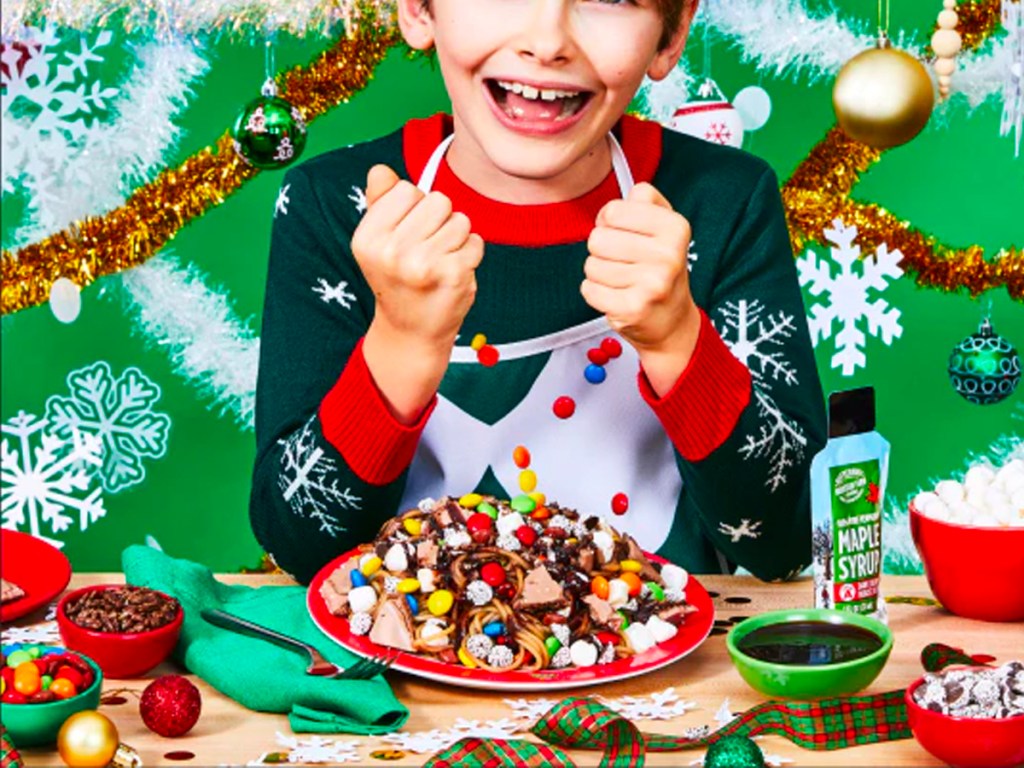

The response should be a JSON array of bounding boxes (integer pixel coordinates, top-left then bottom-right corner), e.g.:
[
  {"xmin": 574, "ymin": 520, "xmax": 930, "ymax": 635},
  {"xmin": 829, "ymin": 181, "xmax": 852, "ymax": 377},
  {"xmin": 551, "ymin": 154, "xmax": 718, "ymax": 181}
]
[{"xmin": 399, "ymin": 134, "xmax": 682, "ymax": 553}]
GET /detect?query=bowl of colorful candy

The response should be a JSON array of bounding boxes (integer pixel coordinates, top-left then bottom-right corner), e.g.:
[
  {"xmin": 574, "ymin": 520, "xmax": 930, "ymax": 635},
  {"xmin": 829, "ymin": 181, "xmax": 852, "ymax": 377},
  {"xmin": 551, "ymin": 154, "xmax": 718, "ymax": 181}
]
[
  {"xmin": 57, "ymin": 584, "xmax": 183, "ymax": 678},
  {"xmin": 910, "ymin": 458, "xmax": 1024, "ymax": 622},
  {"xmin": 1, "ymin": 644, "xmax": 103, "ymax": 747},
  {"xmin": 905, "ymin": 662, "xmax": 1024, "ymax": 768}
]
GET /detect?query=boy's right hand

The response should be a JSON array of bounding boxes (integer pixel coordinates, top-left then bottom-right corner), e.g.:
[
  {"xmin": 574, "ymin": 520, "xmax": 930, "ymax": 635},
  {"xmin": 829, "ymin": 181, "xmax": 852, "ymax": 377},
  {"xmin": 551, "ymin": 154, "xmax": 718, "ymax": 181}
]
[{"xmin": 352, "ymin": 164, "xmax": 484, "ymax": 351}]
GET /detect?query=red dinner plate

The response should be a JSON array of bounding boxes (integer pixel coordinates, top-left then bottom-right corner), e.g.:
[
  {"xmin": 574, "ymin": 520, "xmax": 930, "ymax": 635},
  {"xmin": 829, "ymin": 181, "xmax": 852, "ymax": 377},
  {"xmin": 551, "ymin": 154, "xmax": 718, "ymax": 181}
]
[
  {"xmin": 1, "ymin": 529, "xmax": 72, "ymax": 623},
  {"xmin": 308, "ymin": 547, "xmax": 715, "ymax": 691}
]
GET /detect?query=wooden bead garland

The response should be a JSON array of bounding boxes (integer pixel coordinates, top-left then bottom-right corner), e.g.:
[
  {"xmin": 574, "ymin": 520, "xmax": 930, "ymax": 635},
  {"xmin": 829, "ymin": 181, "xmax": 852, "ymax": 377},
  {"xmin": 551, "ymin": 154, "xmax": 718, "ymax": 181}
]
[{"xmin": 932, "ymin": 0, "xmax": 963, "ymax": 99}]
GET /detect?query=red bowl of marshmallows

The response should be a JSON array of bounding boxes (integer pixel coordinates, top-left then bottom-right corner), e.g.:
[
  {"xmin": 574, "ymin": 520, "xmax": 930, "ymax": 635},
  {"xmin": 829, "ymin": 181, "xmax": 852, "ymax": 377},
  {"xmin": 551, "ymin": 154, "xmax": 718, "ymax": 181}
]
[{"xmin": 909, "ymin": 458, "xmax": 1024, "ymax": 623}]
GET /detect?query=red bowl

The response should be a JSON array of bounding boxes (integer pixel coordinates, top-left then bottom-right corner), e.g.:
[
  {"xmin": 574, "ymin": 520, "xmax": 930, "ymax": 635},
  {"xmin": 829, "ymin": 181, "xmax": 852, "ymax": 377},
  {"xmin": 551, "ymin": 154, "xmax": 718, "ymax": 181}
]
[
  {"xmin": 905, "ymin": 677, "xmax": 1024, "ymax": 767},
  {"xmin": 909, "ymin": 504, "xmax": 1024, "ymax": 622},
  {"xmin": 56, "ymin": 584, "xmax": 183, "ymax": 678}
]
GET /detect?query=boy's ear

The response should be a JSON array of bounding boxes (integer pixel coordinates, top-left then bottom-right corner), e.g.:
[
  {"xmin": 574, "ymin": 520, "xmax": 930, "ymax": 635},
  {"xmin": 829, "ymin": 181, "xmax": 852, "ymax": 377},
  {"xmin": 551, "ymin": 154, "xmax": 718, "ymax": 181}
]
[
  {"xmin": 647, "ymin": 0, "xmax": 701, "ymax": 81},
  {"xmin": 397, "ymin": 0, "xmax": 436, "ymax": 51}
]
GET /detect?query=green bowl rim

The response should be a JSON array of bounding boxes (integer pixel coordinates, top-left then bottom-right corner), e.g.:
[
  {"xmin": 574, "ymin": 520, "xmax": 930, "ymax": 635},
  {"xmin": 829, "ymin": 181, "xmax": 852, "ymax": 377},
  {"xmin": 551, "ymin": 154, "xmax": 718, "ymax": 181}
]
[
  {"xmin": 1, "ymin": 643, "xmax": 103, "ymax": 710},
  {"xmin": 725, "ymin": 608, "xmax": 894, "ymax": 675}
]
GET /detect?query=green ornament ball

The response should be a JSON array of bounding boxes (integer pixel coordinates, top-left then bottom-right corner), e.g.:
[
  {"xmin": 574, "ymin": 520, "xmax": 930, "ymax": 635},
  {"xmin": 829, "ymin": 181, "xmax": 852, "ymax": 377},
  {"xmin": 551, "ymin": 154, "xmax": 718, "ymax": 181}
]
[
  {"xmin": 704, "ymin": 735, "xmax": 766, "ymax": 768},
  {"xmin": 948, "ymin": 318, "xmax": 1021, "ymax": 406},
  {"xmin": 232, "ymin": 94, "xmax": 307, "ymax": 170}
]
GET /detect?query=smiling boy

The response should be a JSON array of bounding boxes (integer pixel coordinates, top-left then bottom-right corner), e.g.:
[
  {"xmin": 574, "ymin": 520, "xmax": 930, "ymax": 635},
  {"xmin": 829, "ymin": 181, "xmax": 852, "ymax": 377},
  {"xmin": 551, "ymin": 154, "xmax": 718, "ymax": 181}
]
[{"xmin": 251, "ymin": 0, "xmax": 827, "ymax": 585}]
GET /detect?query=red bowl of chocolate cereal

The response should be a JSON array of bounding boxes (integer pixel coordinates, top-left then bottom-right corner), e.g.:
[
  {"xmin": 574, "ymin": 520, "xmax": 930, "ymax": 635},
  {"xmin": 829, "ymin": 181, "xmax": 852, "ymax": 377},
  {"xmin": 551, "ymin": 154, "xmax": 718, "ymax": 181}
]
[{"xmin": 57, "ymin": 584, "xmax": 182, "ymax": 678}]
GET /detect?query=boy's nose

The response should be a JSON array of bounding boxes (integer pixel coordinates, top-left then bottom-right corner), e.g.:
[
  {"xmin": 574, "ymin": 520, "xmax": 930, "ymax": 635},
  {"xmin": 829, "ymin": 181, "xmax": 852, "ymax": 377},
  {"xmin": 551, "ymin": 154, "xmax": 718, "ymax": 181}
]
[{"xmin": 515, "ymin": 0, "xmax": 576, "ymax": 65}]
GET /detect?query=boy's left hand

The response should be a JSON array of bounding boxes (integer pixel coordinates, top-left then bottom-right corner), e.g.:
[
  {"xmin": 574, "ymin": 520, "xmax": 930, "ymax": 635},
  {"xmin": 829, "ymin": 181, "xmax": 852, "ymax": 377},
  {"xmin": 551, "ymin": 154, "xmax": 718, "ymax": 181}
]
[{"xmin": 582, "ymin": 183, "xmax": 702, "ymax": 390}]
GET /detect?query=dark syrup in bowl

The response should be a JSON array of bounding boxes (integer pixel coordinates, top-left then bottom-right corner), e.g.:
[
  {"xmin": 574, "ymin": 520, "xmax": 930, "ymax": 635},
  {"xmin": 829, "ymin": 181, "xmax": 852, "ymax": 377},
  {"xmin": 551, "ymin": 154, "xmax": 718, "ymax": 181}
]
[{"xmin": 735, "ymin": 620, "xmax": 884, "ymax": 665}]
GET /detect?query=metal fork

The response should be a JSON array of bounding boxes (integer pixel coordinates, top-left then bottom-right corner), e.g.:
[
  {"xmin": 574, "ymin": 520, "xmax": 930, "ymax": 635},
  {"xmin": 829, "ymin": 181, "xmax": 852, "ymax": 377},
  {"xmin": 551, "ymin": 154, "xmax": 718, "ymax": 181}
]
[{"xmin": 200, "ymin": 608, "xmax": 396, "ymax": 680}]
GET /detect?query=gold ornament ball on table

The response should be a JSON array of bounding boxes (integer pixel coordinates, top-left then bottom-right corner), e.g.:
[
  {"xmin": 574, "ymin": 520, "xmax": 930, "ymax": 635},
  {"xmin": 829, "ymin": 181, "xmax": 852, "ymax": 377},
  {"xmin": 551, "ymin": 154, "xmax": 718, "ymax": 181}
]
[
  {"xmin": 833, "ymin": 36, "xmax": 935, "ymax": 149},
  {"xmin": 57, "ymin": 711, "xmax": 119, "ymax": 767}
]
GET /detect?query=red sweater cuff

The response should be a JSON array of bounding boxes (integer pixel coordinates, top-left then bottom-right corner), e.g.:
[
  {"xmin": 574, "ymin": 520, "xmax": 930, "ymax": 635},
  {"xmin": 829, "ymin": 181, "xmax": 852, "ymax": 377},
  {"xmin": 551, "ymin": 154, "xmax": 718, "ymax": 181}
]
[
  {"xmin": 319, "ymin": 338, "xmax": 435, "ymax": 485},
  {"xmin": 638, "ymin": 310, "xmax": 752, "ymax": 461}
]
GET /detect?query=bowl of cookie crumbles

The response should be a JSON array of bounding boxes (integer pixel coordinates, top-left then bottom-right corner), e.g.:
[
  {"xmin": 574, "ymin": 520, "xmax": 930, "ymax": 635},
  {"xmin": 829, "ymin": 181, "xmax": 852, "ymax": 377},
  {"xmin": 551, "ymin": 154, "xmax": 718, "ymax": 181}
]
[
  {"xmin": 905, "ymin": 662, "xmax": 1024, "ymax": 768},
  {"xmin": 57, "ymin": 584, "xmax": 183, "ymax": 678}
]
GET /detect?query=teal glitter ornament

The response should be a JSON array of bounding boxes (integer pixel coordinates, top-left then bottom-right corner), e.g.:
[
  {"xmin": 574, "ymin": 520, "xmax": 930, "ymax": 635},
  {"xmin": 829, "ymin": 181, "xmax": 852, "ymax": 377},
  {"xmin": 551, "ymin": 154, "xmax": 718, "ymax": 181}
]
[
  {"xmin": 948, "ymin": 317, "xmax": 1021, "ymax": 405},
  {"xmin": 232, "ymin": 79, "xmax": 307, "ymax": 170},
  {"xmin": 704, "ymin": 735, "xmax": 766, "ymax": 768}
]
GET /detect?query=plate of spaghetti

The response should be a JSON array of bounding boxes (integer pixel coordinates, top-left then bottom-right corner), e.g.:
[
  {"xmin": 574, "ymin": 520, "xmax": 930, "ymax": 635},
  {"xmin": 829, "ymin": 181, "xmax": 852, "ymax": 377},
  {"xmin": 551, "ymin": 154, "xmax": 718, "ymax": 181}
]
[{"xmin": 308, "ymin": 495, "xmax": 715, "ymax": 690}]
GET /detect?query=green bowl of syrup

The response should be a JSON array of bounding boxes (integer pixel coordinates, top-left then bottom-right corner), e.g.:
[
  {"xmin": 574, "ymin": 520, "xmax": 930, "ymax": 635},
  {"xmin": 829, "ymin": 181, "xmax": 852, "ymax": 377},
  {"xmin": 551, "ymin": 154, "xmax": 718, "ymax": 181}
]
[{"xmin": 726, "ymin": 608, "xmax": 893, "ymax": 699}]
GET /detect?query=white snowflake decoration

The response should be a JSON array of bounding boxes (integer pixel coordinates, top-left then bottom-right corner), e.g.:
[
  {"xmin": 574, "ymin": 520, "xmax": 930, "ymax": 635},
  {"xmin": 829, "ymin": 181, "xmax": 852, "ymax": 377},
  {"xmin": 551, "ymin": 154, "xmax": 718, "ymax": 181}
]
[
  {"xmin": 713, "ymin": 698, "xmax": 734, "ymax": 728},
  {"xmin": 274, "ymin": 733, "xmax": 361, "ymax": 764},
  {"xmin": 504, "ymin": 697, "xmax": 558, "ymax": 723},
  {"xmin": 349, "ymin": 185, "xmax": 367, "ymax": 214},
  {"xmin": 44, "ymin": 362, "xmax": 171, "ymax": 493},
  {"xmin": 717, "ymin": 519, "xmax": 763, "ymax": 543},
  {"xmin": 1001, "ymin": 0, "xmax": 1023, "ymax": 156},
  {"xmin": 381, "ymin": 719, "xmax": 520, "ymax": 754},
  {"xmin": 600, "ymin": 688, "xmax": 698, "ymax": 721},
  {"xmin": 797, "ymin": 219, "xmax": 904, "ymax": 376},
  {"xmin": 1, "ymin": 411, "xmax": 105, "ymax": 548},
  {"xmin": 2, "ymin": 621, "xmax": 61, "ymax": 646},
  {"xmin": 312, "ymin": 278, "xmax": 357, "ymax": 309},
  {"xmin": 716, "ymin": 299, "xmax": 807, "ymax": 491},
  {"xmin": 449, "ymin": 718, "xmax": 522, "ymax": 740},
  {"xmin": 274, "ymin": 183, "xmax": 291, "ymax": 217},
  {"xmin": 278, "ymin": 417, "xmax": 360, "ymax": 536}
]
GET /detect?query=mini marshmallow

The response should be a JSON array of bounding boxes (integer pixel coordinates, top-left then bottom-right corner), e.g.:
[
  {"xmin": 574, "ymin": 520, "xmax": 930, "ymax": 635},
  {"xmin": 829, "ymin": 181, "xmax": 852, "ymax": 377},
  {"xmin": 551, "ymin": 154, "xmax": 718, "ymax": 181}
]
[
  {"xmin": 913, "ymin": 491, "xmax": 940, "ymax": 511},
  {"xmin": 936, "ymin": 480, "xmax": 965, "ymax": 505},
  {"xmin": 421, "ymin": 619, "xmax": 450, "ymax": 648},
  {"xmin": 1011, "ymin": 489, "xmax": 1024, "ymax": 511},
  {"xmin": 973, "ymin": 514, "xmax": 1000, "ymax": 528},
  {"xmin": 965, "ymin": 486, "xmax": 988, "ymax": 511},
  {"xmin": 607, "ymin": 578, "xmax": 630, "ymax": 608},
  {"xmin": 990, "ymin": 503, "xmax": 1014, "ymax": 526},
  {"xmin": 660, "ymin": 563, "xmax": 689, "ymax": 592},
  {"xmin": 623, "ymin": 623, "xmax": 657, "ymax": 654},
  {"xmin": 348, "ymin": 585, "xmax": 378, "ymax": 614},
  {"xmin": 417, "ymin": 568, "xmax": 436, "ymax": 593},
  {"xmin": 569, "ymin": 639, "xmax": 599, "ymax": 667},
  {"xmin": 646, "ymin": 615, "xmax": 678, "ymax": 643},
  {"xmin": 592, "ymin": 530, "xmax": 614, "ymax": 563},
  {"xmin": 384, "ymin": 543, "xmax": 408, "ymax": 573},
  {"xmin": 922, "ymin": 497, "xmax": 951, "ymax": 521},
  {"xmin": 1005, "ymin": 474, "xmax": 1024, "ymax": 496},
  {"xmin": 496, "ymin": 512, "xmax": 522, "ymax": 537},
  {"xmin": 964, "ymin": 464, "xmax": 996, "ymax": 489}
]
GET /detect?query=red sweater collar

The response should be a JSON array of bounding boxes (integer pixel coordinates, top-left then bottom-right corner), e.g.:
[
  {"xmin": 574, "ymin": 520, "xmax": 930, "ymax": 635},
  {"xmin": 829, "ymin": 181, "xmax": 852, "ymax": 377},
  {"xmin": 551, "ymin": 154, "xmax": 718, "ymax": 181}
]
[{"xmin": 402, "ymin": 113, "xmax": 662, "ymax": 246}]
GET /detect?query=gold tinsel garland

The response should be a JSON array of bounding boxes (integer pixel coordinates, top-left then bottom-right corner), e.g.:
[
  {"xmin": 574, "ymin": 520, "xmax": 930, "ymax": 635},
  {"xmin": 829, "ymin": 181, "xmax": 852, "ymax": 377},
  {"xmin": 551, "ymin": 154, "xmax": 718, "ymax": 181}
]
[
  {"xmin": 0, "ymin": 29, "xmax": 400, "ymax": 316},
  {"xmin": 783, "ymin": 127, "xmax": 1023, "ymax": 300},
  {"xmin": 947, "ymin": 0, "xmax": 1005, "ymax": 53}
]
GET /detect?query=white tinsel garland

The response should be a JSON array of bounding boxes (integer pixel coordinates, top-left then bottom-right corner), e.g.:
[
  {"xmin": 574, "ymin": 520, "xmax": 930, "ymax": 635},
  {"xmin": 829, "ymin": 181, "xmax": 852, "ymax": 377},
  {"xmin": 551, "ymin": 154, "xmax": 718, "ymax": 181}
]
[{"xmin": 117, "ymin": 255, "xmax": 260, "ymax": 429}]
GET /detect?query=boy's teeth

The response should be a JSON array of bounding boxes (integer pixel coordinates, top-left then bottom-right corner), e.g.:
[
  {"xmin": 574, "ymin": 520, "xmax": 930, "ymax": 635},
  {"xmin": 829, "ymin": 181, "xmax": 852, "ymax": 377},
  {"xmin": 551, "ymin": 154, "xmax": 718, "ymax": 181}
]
[{"xmin": 496, "ymin": 80, "xmax": 580, "ymax": 101}]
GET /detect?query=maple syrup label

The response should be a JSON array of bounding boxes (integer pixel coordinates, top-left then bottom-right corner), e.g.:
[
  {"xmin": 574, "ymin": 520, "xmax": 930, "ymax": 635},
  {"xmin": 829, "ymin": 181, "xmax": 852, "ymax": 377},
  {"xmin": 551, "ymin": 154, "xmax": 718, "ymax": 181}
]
[{"xmin": 829, "ymin": 459, "xmax": 882, "ymax": 614}]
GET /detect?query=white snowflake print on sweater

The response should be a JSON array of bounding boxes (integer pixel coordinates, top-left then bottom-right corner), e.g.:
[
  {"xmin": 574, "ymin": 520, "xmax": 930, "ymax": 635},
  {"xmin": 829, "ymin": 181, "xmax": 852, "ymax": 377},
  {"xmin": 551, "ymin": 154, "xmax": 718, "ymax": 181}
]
[
  {"xmin": 348, "ymin": 185, "xmax": 367, "ymax": 214},
  {"xmin": 797, "ymin": 219, "xmax": 904, "ymax": 376},
  {"xmin": 274, "ymin": 183, "xmax": 290, "ymax": 217},
  {"xmin": 45, "ymin": 362, "xmax": 171, "ymax": 493},
  {"xmin": 718, "ymin": 518, "xmax": 763, "ymax": 542},
  {"xmin": 312, "ymin": 278, "xmax": 356, "ymax": 309},
  {"xmin": 715, "ymin": 299, "xmax": 807, "ymax": 491},
  {"xmin": 278, "ymin": 417, "xmax": 359, "ymax": 536},
  {"xmin": 1, "ymin": 411, "xmax": 105, "ymax": 548}
]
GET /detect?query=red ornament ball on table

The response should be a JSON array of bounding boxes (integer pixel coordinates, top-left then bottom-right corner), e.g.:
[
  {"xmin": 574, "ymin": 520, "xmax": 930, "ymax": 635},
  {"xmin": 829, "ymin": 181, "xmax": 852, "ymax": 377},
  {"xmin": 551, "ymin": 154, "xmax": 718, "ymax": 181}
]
[{"xmin": 140, "ymin": 675, "xmax": 202, "ymax": 737}]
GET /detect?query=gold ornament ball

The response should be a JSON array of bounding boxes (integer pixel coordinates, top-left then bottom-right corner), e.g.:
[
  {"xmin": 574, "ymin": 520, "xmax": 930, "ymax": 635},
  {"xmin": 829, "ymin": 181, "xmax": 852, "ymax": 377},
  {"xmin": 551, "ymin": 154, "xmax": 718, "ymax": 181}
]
[
  {"xmin": 833, "ymin": 46, "xmax": 935, "ymax": 149},
  {"xmin": 57, "ymin": 711, "xmax": 120, "ymax": 768}
]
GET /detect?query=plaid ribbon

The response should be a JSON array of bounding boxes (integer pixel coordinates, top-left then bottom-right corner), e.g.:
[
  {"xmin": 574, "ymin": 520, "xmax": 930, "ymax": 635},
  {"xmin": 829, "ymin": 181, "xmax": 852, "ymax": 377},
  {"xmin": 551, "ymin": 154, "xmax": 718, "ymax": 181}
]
[
  {"xmin": 0, "ymin": 726, "xmax": 24, "ymax": 768},
  {"xmin": 425, "ymin": 643, "xmax": 994, "ymax": 768}
]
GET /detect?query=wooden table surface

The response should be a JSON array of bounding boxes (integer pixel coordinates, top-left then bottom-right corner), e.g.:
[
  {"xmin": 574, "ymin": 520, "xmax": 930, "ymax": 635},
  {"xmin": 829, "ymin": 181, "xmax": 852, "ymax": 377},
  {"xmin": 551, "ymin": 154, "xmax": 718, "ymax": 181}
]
[{"xmin": 7, "ymin": 573, "xmax": 1022, "ymax": 766}]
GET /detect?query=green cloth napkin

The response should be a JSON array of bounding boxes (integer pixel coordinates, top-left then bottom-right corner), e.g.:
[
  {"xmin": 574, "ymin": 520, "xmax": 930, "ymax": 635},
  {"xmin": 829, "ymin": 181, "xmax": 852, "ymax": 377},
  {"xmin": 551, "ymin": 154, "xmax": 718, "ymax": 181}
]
[{"xmin": 122, "ymin": 545, "xmax": 409, "ymax": 735}]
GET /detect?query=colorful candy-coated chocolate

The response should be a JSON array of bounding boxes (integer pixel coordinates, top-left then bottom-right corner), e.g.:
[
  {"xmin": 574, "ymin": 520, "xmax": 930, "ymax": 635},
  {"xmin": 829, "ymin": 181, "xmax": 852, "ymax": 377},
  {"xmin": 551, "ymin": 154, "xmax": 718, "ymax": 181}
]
[
  {"xmin": 459, "ymin": 493, "xmax": 483, "ymax": 509},
  {"xmin": 552, "ymin": 396, "xmax": 576, "ymax": 419},
  {"xmin": 496, "ymin": 582, "xmax": 517, "ymax": 601},
  {"xmin": 512, "ymin": 445, "xmax": 531, "ymax": 469},
  {"xmin": 611, "ymin": 492, "xmax": 629, "ymax": 515},
  {"xmin": 587, "ymin": 348, "xmax": 610, "ymax": 366},
  {"xmin": 470, "ymin": 333, "xmax": 487, "ymax": 351},
  {"xmin": 544, "ymin": 636, "xmax": 562, "ymax": 655},
  {"xmin": 55, "ymin": 665, "xmax": 84, "ymax": 689},
  {"xmin": 41, "ymin": 675, "xmax": 53, "ymax": 690},
  {"xmin": 601, "ymin": 337, "xmax": 623, "ymax": 358},
  {"xmin": 584, "ymin": 364, "xmax": 607, "ymax": 384},
  {"xmin": 397, "ymin": 578, "xmax": 421, "ymax": 594},
  {"xmin": 403, "ymin": 518, "xmax": 422, "ymax": 536},
  {"xmin": 646, "ymin": 582, "xmax": 665, "ymax": 601},
  {"xmin": 457, "ymin": 647, "xmax": 478, "ymax": 668},
  {"xmin": 360, "ymin": 556, "xmax": 382, "ymax": 576},
  {"xmin": 26, "ymin": 647, "xmax": 42, "ymax": 659},
  {"xmin": 528, "ymin": 491, "xmax": 546, "ymax": 506},
  {"xmin": 477, "ymin": 501, "xmax": 498, "ymax": 519},
  {"xmin": 428, "ymin": 590, "xmax": 454, "ymax": 616},
  {"xmin": 531, "ymin": 506, "xmax": 551, "ymax": 521},
  {"xmin": 350, "ymin": 569, "xmax": 368, "ymax": 588},
  {"xmin": 49, "ymin": 677, "xmax": 77, "ymax": 699},
  {"xmin": 6, "ymin": 650, "xmax": 32, "ymax": 668},
  {"xmin": 619, "ymin": 572, "xmax": 643, "ymax": 597},
  {"xmin": 480, "ymin": 562, "xmax": 506, "ymax": 586},
  {"xmin": 13, "ymin": 662, "xmax": 41, "ymax": 696},
  {"xmin": 466, "ymin": 513, "xmax": 493, "ymax": 534},
  {"xmin": 518, "ymin": 469, "xmax": 538, "ymax": 493},
  {"xmin": 515, "ymin": 526, "xmax": 538, "ymax": 547},
  {"xmin": 477, "ymin": 345, "xmax": 500, "ymax": 367},
  {"xmin": 483, "ymin": 622, "xmax": 505, "ymax": 638},
  {"xmin": 591, "ymin": 575, "xmax": 610, "ymax": 600},
  {"xmin": 511, "ymin": 494, "xmax": 536, "ymax": 514},
  {"xmin": 405, "ymin": 595, "xmax": 419, "ymax": 614},
  {"xmin": 596, "ymin": 631, "xmax": 620, "ymax": 646},
  {"xmin": 2, "ymin": 689, "xmax": 27, "ymax": 704},
  {"xmin": 620, "ymin": 559, "xmax": 642, "ymax": 573}
]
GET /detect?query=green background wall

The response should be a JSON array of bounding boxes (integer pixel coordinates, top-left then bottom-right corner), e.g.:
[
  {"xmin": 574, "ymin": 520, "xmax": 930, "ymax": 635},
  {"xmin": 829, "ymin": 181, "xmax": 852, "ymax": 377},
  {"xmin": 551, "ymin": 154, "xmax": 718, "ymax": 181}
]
[{"xmin": 2, "ymin": 0, "xmax": 1021, "ymax": 574}]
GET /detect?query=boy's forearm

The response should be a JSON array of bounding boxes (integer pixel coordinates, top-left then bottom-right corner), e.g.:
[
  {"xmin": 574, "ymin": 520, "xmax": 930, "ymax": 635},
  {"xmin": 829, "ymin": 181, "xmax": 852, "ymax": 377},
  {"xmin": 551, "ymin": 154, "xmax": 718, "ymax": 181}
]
[{"xmin": 362, "ymin": 319, "xmax": 453, "ymax": 424}]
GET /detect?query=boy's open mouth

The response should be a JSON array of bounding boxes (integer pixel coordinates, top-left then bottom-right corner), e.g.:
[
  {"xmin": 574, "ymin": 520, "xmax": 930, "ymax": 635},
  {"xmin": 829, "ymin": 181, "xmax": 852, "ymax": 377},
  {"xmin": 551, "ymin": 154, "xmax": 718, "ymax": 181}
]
[{"xmin": 486, "ymin": 79, "xmax": 592, "ymax": 122}]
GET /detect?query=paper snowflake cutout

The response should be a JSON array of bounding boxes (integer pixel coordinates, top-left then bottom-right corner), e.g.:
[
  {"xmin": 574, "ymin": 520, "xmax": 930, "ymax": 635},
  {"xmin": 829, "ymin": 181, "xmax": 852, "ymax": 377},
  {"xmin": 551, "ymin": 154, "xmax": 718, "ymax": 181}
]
[
  {"xmin": 2, "ymin": 621, "xmax": 61, "ymax": 646},
  {"xmin": 713, "ymin": 698, "xmax": 734, "ymax": 728},
  {"xmin": 1, "ymin": 411, "xmax": 105, "ymax": 547},
  {"xmin": 717, "ymin": 519, "xmax": 763, "ymax": 543},
  {"xmin": 274, "ymin": 733, "xmax": 361, "ymax": 764},
  {"xmin": 312, "ymin": 278, "xmax": 356, "ymax": 309},
  {"xmin": 278, "ymin": 417, "xmax": 359, "ymax": 536},
  {"xmin": 274, "ymin": 183, "xmax": 291, "ymax": 217},
  {"xmin": 600, "ymin": 688, "xmax": 698, "ymax": 721},
  {"xmin": 44, "ymin": 362, "xmax": 171, "ymax": 494},
  {"xmin": 349, "ymin": 185, "xmax": 367, "ymax": 214},
  {"xmin": 797, "ymin": 219, "xmax": 904, "ymax": 376},
  {"xmin": 504, "ymin": 697, "xmax": 559, "ymax": 723},
  {"xmin": 379, "ymin": 729, "xmax": 455, "ymax": 754},
  {"xmin": 449, "ymin": 718, "xmax": 522, "ymax": 740}
]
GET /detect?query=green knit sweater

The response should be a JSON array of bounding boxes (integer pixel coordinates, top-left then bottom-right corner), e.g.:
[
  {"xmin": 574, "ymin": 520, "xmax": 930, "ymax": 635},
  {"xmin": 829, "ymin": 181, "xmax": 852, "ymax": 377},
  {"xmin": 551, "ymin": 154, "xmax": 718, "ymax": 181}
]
[{"xmin": 251, "ymin": 114, "xmax": 826, "ymax": 585}]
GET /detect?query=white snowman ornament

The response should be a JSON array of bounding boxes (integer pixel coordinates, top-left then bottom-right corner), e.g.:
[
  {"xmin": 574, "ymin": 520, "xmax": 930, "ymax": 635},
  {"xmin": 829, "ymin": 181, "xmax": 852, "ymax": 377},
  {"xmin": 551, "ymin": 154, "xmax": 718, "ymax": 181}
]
[{"xmin": 667, "ymin": 80, "xmax": 771, "ymax": 149}]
